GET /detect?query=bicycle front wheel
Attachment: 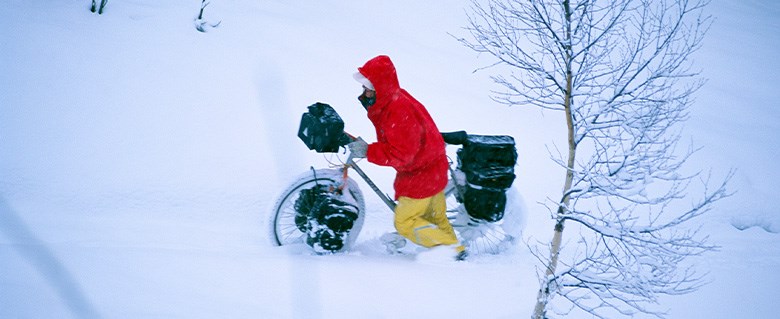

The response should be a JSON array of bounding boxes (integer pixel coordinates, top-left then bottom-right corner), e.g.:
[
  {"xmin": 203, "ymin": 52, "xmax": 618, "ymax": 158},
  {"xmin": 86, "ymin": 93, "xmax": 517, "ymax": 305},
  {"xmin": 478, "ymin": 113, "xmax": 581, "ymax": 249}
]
[{"xmin": 268, "ymin": 168, "xmax": 366, "ymax": 252}]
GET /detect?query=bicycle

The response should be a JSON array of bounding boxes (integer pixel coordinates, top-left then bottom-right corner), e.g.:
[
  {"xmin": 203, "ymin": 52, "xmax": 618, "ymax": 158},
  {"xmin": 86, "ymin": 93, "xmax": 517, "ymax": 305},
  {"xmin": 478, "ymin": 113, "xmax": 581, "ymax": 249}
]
[{"xmin": 267, "ymin": 103, "xmax": 523, "ymax": 256}]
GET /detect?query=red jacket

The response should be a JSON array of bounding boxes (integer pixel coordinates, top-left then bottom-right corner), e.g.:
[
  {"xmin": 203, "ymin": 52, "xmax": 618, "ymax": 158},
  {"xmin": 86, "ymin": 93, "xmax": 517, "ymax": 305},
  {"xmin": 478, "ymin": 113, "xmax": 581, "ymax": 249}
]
[{"xmin": 357, "ymin": 55, "xmax": 449, "ymax": 199}]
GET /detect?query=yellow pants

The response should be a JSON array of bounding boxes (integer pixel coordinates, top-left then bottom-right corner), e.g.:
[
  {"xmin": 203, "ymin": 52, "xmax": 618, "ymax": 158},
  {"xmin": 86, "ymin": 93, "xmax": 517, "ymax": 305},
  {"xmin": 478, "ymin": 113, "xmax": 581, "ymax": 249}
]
[{"xmin": 395, "ymin": 191, "xmax": 462, "ymax": 251}]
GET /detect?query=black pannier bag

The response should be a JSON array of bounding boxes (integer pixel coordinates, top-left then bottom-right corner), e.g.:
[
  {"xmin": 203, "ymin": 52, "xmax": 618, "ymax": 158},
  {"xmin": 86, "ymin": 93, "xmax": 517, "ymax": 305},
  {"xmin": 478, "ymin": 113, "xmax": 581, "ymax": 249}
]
[
  {"xmin": 457, "ymin": 135, "xmax": 517, "ymax": 171},
  {"xmin": 456, "ymin": 134, "xmax": 517, "ymax": 222},
  {"xmin": 461, "ymin": 165, "xmax": 516, "ymax": 189},
  {"xmin": 293, "ymin": 184, "xmax": 359, "ymax": 252},
  {"xmin": 463, "ymin": 185, "xmax": 507, "ymax": 222},
  {"xmin": 312, "ymin": 196, "xmax": 359, "ymax": 234},
  {"xmin": 298, "ymin": 102, "xmax": 351, "ymax": 153},
  {"xmin": 293, "ymin": 185, "xmax": 328, "ymax": 232}
]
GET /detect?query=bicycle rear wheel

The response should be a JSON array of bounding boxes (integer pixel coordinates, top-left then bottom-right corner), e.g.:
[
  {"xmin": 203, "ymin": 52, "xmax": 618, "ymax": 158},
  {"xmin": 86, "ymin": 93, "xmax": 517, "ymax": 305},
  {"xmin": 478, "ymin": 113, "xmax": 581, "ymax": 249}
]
[
  {"xmin": 444, "ymin": 179, "xmax": 518, "ymax": 255},
  {"xmin": 268, "ymin": 168, "xmax": 365, "ymax": 252}
]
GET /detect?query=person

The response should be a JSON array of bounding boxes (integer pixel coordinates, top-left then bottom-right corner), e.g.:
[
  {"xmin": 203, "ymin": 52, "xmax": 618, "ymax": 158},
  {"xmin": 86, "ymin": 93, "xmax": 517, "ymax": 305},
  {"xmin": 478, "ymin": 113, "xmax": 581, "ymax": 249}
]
[{"xmin": 347, "ymin": 55, "xmax": 466, "ymax": 261}]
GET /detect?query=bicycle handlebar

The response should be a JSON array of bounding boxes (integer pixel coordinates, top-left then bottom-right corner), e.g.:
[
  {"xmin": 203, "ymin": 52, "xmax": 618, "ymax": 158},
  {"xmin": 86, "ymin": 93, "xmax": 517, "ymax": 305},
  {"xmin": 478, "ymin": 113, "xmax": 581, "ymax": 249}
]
[{"xmin": 343, "ymin": 131, "xmax": 358, "ymax": 142}]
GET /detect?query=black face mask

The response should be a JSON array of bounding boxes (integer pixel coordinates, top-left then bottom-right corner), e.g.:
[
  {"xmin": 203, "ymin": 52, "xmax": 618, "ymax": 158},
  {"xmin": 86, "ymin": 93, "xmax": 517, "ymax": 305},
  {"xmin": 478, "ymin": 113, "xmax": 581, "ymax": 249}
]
[{"xmin": 358, "ymin": 91, "xmax": 376, "ymax": 110}]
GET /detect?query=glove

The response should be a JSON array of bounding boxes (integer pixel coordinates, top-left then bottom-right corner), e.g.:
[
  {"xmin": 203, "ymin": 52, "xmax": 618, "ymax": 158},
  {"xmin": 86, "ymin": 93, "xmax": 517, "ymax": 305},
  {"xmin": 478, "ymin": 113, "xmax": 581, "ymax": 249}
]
[{"xmin": 347, "ymin": 137, "xmax": 368, "ymax": 158}]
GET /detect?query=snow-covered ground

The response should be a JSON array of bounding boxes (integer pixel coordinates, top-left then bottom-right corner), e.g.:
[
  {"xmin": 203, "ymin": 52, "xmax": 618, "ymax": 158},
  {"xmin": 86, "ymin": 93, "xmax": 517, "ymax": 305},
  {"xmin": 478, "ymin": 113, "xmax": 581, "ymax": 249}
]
[{"xmin": 1, "ymin": 1, "xmax": 778, "ymax": 318}]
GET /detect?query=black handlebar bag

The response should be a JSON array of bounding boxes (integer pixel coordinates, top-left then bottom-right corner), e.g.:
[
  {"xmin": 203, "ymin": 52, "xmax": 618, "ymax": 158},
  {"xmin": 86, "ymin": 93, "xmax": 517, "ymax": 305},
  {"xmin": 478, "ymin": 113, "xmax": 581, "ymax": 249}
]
[{"xmin": 298, "ymin": 102, "xmax": 351, "ymax": 153}]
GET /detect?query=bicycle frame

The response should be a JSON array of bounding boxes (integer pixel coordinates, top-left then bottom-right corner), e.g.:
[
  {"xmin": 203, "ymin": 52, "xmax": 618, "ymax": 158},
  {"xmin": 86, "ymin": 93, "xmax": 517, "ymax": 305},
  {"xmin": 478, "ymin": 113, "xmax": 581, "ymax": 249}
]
[
  {"xmin": 341, "ymin": 132, "xmax": 399, "ymax": 212},
  {"xmin": 345, "ymin": 157, "xmax": 397, "ymax": 211},
  {"xmin": 342, "ymin": 148, "xmax": 466, "ymax": 216}
]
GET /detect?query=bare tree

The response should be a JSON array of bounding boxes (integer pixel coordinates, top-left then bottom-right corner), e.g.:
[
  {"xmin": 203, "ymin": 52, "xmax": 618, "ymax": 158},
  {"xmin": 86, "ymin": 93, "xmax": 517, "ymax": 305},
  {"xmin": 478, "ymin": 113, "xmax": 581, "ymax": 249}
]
[{"xmin": 458, "ymin": 0, "xmax": 731, "ymax": 317}]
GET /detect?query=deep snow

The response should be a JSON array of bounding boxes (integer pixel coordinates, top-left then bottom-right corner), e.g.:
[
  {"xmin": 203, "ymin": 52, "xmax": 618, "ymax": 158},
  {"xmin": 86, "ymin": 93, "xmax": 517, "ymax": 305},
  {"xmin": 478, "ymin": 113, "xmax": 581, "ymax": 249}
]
[{"xmin": 1, "ymin": 1, "xmax": 778, "ymax": 318}]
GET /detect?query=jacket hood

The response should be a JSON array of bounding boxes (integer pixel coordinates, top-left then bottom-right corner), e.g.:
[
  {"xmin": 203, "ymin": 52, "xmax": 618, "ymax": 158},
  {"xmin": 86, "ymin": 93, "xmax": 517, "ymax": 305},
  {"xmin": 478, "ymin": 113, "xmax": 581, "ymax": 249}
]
[{"xmin": 357, "ymin": 55, "xmax": 400, "ymax": 102}]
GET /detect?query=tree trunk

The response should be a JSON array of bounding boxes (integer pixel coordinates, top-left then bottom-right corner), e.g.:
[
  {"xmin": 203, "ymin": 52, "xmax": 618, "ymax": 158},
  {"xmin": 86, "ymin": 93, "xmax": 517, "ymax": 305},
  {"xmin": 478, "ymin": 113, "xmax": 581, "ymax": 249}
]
[{"xmin": 532, "ymin": 1, "xmax": 576, "ymax": 317}]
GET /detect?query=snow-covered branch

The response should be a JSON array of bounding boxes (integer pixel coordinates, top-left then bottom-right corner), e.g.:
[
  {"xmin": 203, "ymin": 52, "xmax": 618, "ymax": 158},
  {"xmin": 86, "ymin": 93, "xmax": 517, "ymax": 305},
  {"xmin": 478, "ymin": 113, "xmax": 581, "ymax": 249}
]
[{"xmin": 461, "ymin": 0, "xmax": 727, "ymax": 318}]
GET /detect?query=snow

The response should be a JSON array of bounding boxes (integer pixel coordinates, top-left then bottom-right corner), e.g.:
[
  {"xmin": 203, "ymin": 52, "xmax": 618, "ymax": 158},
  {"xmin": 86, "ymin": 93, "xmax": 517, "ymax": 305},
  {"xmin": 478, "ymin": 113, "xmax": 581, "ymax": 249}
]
[{"xmin": 1, "ymin": 1, "xmax": 778, "ymax": 318}]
